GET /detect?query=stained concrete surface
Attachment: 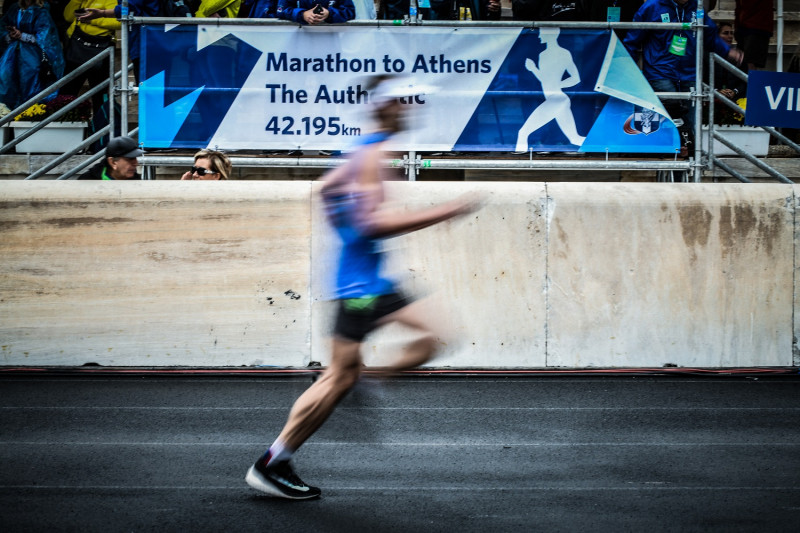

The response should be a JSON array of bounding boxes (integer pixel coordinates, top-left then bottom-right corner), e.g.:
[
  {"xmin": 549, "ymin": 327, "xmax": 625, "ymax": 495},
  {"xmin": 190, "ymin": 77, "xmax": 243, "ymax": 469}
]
[{"xmin": 1, "ymin": 373, "xmax": 799, "ymax": 532}]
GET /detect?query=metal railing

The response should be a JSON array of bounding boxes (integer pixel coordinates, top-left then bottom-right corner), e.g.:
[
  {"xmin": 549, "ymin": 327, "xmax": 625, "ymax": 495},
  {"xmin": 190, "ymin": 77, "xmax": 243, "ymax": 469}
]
[
  {"xmin": 0, "ymin": 47, "xmax": 114, "ymax": 152},
  {"xmin": 0, "ymin": 47, "xmax": 120, "ymax": 179},
  {"xmin": 706, "ymin": 53, "xmax": 800, "ymax": 184}
]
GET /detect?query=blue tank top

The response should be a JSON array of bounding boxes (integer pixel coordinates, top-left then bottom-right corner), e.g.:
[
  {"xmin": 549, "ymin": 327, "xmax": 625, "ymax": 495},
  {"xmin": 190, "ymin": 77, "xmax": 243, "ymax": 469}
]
[{"xmin": 321, "ymin": 132, "xmax": 395, "ymax": 300}]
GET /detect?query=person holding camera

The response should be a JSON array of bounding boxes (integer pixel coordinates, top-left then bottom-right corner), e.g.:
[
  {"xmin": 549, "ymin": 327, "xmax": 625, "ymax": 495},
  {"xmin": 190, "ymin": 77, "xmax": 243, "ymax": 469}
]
[
  {"xmin": 276, "ymin": 0, "xmax": 354, "ymax": 25},
  {"xmin": 76, "ymin": 0, "xmax": 159, "ymax": 84},
  {"xmin": 61, "ymin": 0, "xmax": 120, "ymax": 112}
]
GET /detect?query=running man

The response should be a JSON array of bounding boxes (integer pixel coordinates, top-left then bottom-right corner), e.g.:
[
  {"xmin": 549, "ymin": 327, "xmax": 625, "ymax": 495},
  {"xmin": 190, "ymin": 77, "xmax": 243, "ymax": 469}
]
[{"xmin": 245, "ymin": 75, "xmax": 482, "ymax": 500}]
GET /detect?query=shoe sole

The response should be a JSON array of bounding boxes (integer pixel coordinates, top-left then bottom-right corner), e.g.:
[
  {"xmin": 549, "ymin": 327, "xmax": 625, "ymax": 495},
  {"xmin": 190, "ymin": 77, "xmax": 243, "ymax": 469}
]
[{"xmin": 245, "ymin": 465, "xmax": 320, "ymax": 500}]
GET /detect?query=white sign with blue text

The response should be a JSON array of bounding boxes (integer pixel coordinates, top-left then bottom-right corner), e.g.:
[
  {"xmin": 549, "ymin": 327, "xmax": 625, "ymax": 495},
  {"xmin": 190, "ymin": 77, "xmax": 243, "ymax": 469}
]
[
  {"xmin": 139, "ymin": 25, "xmax": 678, "ymax": 153},
  {"xmin": 745, "ymin": 71, "xmax": 800, "ymax": 129}
]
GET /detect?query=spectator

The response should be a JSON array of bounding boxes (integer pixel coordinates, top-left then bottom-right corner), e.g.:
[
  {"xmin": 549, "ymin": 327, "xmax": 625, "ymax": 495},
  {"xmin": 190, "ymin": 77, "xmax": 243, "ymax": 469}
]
[
  {"xmin": 708, "ymin": 21, "xmax": 746, "ymax": 125},
  {"xmin": 578, "ymin": 1, "xmax": 643, "ymax": 40},
  {"xmin": 238, "ymin": 0, "xmax": 275, "ymax": 17},
  {"xmin": 734, "ymin": 0, "xmax": 773, "ymax": 71},
  {"xmin": 61, "ymin": 0, "xmax": 120, "ymax": 112},
  {"xmin": 79, "ymin": 136, "xmax": 143, "ymax": 180},
  {"xmin": 77, "ymin": 0, "xmax": 159, "ymax": 84},
  {"xmin": 277, "ymin": 0, "xmax": 354, "ymax": 24},
  {"xmin": 180, "ymin": 149, "xmax": 233, "ymax": 180},
  {"xmin": 196, "ymin": 0, "xmax": 241, "ymax": 17},
  {"xmin": 713, "ymin": 22, "xmax": 745, "ymax": 101},
  {"xmin": 623, "ymin": 0, "xmax": 742, "ymax": 150},
  {"xmin": 0, "ymin": 0, "xmax": 65, "ymax": 109}
]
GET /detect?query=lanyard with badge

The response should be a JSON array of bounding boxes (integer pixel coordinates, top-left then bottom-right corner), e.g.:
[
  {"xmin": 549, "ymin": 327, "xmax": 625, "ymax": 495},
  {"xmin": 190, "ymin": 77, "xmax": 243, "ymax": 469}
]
[{"xmin": 667, "ymin": 4, "xmax": 688, "ymax": 56}]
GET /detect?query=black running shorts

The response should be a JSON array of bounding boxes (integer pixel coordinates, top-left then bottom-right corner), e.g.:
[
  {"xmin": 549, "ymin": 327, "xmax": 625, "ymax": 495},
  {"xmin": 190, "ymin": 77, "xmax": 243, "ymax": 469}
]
[{"xmin": 333, "ymin": 292, "xmax": 411, "ymax": 342}]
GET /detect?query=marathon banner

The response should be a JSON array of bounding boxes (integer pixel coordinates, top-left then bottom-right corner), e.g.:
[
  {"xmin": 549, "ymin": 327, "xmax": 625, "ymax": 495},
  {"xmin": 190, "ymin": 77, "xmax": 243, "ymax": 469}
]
[{"xmin": 140, "ymin": 25, "xmax": 679, "ymax": 153}]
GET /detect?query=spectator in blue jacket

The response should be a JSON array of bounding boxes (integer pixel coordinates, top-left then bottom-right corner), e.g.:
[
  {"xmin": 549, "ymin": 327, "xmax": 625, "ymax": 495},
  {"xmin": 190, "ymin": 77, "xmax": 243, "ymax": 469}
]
[
  {"xmin": 276, "ymin": 0, "xmax": 354, "ymax": 24},
  {"xmin": 623, "ymin": 0, "xmax": 742, "ymax": 149}
]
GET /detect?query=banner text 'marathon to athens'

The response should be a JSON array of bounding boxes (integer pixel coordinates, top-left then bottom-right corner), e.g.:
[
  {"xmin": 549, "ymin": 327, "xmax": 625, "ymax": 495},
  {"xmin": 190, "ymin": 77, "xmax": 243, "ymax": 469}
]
[{"xmin": 265, "ymin": 53, "xmax": 493, "ymax": 74}]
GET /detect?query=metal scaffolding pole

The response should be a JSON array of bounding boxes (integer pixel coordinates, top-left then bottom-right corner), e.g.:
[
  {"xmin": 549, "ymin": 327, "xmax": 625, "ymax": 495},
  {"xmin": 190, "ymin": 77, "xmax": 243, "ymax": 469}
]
[
  {"xmin": 777, "ymin": 0, "xmax": 784, "ymax": 72},
  {"xmin": 129, "ymin": 18, "xmax": 691, "ymax": 31},
  {"xmin": 141, "ymin": 155, "xmax": 691, "ymax": 173},
  {"xmin": 120, "ymin": 0, "xmax": 130, "ymax": 136},
  {"xmin": 693, "ymin": 5, "xmax": 704, "ymax": 183}
]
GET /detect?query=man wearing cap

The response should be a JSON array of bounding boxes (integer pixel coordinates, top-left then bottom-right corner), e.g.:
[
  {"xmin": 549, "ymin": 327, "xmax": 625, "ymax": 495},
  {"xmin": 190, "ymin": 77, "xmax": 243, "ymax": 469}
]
[
  {"xmin": 244, "ymin": 75, "xmax": 482, "ymax": 500},
  {"xmin": 79, "ymin": 136, "xmax": 142, "ymax": 180}
]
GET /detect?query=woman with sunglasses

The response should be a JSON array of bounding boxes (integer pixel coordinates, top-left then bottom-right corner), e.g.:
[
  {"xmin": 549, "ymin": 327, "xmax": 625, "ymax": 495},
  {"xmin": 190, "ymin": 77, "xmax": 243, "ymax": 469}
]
[{"xmin": 181, "ymin": 149, "xmax": 233, "ymax": 180}]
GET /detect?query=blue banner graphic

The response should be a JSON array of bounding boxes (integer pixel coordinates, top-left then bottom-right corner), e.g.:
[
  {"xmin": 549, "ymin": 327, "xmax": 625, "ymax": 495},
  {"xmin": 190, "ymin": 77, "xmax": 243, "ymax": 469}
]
[
  {"xmin": 140, "ymin": 25, "xmax": 679, "ymax": 153},
  {"xmin": 745, "ymin": 71, "xmax": 800, "ymax": 129}
]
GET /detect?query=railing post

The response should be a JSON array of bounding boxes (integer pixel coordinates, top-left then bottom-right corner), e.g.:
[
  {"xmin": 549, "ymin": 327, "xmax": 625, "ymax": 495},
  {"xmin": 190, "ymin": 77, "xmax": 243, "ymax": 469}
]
[
  {"xmin": 109, "ymin": 43, "xmax": 115, "ymax": 146},
  {"xmin": 120, "ymin": 0, "xmax": 130, "ymax": 136},
  {"xmin": 692, "ymin": 6, "xmax": 704, "ymax": 183},
  {"xmin": 708, "ymin": 53, "xmax": 715, "ymax": 181}
]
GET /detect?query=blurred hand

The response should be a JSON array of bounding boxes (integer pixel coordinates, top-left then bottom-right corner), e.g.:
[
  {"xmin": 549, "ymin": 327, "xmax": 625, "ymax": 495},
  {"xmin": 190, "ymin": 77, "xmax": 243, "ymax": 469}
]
[
  {"xmin": 7, "ymin": 26, "xmax": 21, "ymax": 40},
  {"xmin": 727, "ymin": 48, "xmax": 743, "ymax": 66},
  {"xmin": 452, "ymin": 191, "xmax": 488, "ymax": 216}
]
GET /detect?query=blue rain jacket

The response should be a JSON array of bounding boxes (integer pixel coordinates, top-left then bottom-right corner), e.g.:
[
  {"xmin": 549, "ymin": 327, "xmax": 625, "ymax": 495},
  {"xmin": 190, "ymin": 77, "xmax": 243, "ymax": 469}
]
[
  {"xmin": 623, "ymin": 0, "xmax": 730, "ymax": 84},
  {"xmin": 0, "ymin": 4, "xmax": 65, "ymax": 108}
]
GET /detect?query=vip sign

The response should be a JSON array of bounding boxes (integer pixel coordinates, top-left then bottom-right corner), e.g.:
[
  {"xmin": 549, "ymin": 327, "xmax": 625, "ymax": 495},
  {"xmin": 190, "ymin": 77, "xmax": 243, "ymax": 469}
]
[{"xmin": 745, "ymin": 71, "xmax": 800, "ymax": 129}]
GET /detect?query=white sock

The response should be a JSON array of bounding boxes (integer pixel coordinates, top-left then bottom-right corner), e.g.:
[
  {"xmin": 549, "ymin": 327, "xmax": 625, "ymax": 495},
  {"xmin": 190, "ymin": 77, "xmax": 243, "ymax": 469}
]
[{"xmin": 263, "ymin": 438, "xmax": 293, "ymax": 466}]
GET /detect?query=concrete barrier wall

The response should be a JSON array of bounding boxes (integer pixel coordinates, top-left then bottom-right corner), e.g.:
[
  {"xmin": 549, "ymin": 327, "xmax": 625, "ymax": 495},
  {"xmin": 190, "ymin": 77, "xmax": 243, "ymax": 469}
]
[
  {"xmin": 0, "ymin": 182, "xmax": 312, "ymax": 367},
  {"xmin": 1, "ymin": 181, "xmax": 796, "ymax": 368}
]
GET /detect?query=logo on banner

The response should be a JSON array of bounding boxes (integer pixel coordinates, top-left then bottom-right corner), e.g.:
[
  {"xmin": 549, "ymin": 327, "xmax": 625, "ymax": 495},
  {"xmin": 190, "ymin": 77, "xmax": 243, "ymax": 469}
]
[
  {"xmin": 141, "ymin": 25, "xmax": 261, "ymax": 148},
  {"xmin": 623, "ymin": 107, "xmax": 664, "ymax": 135},
  {"xmin": 515, "ymin": 28, "xmax": 587, "ymax": 152}
]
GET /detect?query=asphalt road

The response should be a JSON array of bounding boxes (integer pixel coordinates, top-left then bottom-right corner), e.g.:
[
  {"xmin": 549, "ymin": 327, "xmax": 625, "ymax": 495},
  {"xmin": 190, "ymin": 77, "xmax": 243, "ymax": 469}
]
[{"xmin": 1, "ymin": 372, "xmax": 799, "ymax": 532}]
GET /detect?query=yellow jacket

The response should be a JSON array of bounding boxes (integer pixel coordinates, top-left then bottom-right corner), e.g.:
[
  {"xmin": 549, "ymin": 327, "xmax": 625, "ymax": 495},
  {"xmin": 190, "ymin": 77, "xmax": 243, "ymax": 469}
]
[
  {"xmin": 196, "ymin": 0, "xmax": 242, "ymax": 18},
  {"xmin": 64, "ymin": 0, "xmax": 121, "ymax": 39}
]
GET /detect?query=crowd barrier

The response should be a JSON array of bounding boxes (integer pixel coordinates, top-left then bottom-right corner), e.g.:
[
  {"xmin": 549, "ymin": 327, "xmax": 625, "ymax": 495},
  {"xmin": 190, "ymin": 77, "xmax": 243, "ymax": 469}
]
[{"xmin": 1, "ymin": 181, "xmax": 796, "ymax": 369}]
